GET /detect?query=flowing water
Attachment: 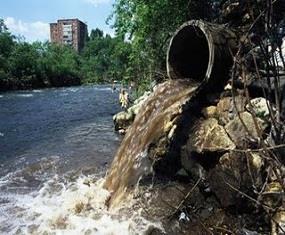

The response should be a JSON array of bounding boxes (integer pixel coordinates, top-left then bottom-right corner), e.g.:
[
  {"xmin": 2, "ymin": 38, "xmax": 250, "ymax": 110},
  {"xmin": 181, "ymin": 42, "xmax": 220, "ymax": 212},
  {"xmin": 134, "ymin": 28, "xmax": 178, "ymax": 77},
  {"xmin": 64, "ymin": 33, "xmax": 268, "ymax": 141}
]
[
  {"xmin": 104, "ymin": 80, "xmax": 198, "ymax": 208},
  {"xmin": 0, "ymin": 81, "xmax": 198, "ymax": 234},
  {"xmin": 0, "ymin": 86, "xmax": 143, "ymax": 234}
]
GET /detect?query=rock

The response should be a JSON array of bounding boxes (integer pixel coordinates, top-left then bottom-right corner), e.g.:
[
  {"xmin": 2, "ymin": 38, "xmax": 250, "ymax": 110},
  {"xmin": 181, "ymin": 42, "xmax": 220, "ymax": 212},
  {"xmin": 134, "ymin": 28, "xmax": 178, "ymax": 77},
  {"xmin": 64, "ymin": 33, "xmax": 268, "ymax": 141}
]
[
  {"xmin": 246, "ymin": 97, "xmax": 272, "ymax": 119},
  {"xmin": 118, "ymin": 129, "xmax": 126, "ymax": 135},
  {"xmin": 188, "ymin": 118, "xmax": 236, "ymax": 153},
  {"xmin": 136, "ymin": 182, "xmax": 204, "ymax": 219},
  {"xmin": 225, "ymin": 111, "xmax": 268, "ymax": 147},
  {"xmin": 113, "ymin": 91, "xmax": 151, "ymax": 132},
  {"xmin": 209, "ymin": 152, "xmax": 245, "ymax": 207},
  {"xmin": 248, "ymin": 153, "xmax": 264, "ymax": 187},
  {"xmin": 209, "ymin": 152, "xmax": 265, "ymax": 208},
  {"xmin": 176, "ymin": 168, "xmax": 189, "ymax": 177},
  {"xmin": 262, "ymin": 182, "xmax": 283, "ymax": 209},
  {"xmin": 128, "ymin": 103, "xmax": 142, "ymax": 115},
  {"xmin": 133, "ymin": 91, "xmax": 151, "ymax": 105},
  {"xmin": 216, "ymin": 96, "xmax": 246, "ymax": 125},
  {"xmin": 224, "ymin": 83, "xmax": 232, "ymax": 90},
  {"xmin": 181, "ymin": 146, "xmax": 206, "ymax": 180},
  {"xmin": 202, "ymin": 106, "xmax": 217, "ymax": 118},
  {"xmin": 272, "ymin": 209, "xmax": 285, "ymax": 235},
  {"xmin": 179, "ymin": 212, "xmax": 190, "ymax": 222},
  {"xmin": 113, "ymin": 110, "xmax": 134, "ymax": 131}
]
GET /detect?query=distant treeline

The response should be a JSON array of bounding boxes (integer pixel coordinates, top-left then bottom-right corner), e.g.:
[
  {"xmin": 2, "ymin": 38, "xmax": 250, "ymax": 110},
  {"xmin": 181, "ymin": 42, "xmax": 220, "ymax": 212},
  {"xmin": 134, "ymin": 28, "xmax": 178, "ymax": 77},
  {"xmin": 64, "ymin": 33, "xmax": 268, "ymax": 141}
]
[
  {"xmin": 0, "ymin": 20, "xmax": 131, "ymax": 91},
  {"xmin": 0, "ymin": 2, "xmax": 224, "ymax": 92}
]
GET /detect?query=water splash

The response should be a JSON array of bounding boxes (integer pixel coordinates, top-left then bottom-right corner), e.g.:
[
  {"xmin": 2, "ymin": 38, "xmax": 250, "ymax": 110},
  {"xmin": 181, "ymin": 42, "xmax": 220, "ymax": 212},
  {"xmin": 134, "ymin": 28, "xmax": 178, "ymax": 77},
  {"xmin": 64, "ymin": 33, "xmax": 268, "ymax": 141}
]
[{"xmin": 0, "ymin": 174, "xmax": 162, "ymax": 235}]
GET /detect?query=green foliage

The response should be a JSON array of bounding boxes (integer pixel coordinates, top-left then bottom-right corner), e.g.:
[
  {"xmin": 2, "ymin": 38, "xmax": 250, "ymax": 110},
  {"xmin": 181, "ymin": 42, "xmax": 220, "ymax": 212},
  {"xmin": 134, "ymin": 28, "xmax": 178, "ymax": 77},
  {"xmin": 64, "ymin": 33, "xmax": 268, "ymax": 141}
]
[
  {"xmin": 81, "ymin": 34, "xmax": 131, "ymax": 84},
  {"xmin": 0, "ymin": 19, "xmax": 8, "ymax": 33},
  {"xmin": 0, "ymin": 26, "xmax": 82, "ymax": 90},
  {"xmin": 0, "ymin": 0, "xmax": 219, "ymax": 92},
  {"xmin": 90, "ymin": 28, "xmax": 104, "ymax": 40},
  {"xmin": 0, "ymin": 19, "xmax": 131, "ymax": 91},
  {"xmin": 109, "ymin": 0, "xmax": 215, "ymax": 92},
  {"xmin": 41, "ymin": 43, "xmax": 81, "ymax": 87}
]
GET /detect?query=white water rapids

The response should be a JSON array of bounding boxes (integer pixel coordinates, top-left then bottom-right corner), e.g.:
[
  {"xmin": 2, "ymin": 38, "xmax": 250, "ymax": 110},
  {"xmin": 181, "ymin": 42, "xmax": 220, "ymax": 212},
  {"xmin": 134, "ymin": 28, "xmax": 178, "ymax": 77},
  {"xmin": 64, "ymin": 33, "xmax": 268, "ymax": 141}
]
[{"xmin": 0, "ymin": 171, "xmax": 162, "ymax": 235}]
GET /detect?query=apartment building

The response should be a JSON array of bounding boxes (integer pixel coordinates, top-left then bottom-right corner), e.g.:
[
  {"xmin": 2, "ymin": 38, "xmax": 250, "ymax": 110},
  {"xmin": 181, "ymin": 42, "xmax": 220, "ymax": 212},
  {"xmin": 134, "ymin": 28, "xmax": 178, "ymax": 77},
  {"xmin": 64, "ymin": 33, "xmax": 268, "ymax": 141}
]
[{"xmin": 50, "ymin": 19, "xmax": 88, "ymax": 52}]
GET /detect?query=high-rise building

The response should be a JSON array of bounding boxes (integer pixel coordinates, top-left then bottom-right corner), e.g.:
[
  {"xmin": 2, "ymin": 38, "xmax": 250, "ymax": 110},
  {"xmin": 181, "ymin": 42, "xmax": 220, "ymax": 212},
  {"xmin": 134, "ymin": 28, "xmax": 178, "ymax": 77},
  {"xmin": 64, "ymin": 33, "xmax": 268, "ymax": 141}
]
[{"xmin": 50, "ymin": 19, "xmax": 88, "ymax": 52}]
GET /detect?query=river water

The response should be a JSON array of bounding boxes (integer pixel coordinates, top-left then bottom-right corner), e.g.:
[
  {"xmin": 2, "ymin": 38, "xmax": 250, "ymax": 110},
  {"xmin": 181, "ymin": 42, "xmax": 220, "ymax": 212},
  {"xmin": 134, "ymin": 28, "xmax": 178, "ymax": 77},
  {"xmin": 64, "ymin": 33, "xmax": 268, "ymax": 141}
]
[{"xmin": 0, "ymin": 86, "xmax": 138, "ymax": 234}]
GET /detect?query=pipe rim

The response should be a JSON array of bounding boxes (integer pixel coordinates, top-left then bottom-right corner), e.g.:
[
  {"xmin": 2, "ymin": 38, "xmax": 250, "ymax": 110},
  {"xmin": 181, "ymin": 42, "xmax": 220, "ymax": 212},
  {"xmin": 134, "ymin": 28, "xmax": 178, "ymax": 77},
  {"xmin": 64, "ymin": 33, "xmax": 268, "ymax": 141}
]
[{"xmin": 167, "ymin": 20, "xmax": 214, "ymax": 81}]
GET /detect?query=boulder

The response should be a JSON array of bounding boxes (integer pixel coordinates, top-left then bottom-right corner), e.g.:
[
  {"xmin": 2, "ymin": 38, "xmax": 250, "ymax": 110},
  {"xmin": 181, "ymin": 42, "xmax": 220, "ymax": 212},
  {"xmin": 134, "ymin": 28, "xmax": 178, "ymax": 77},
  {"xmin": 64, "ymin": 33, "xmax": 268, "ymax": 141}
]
[
  {"xmin": 262, "ymin": 182, "xmax": 285, "ymax": 235},
  {"xmin": 225, "ymin": 111, "xmax": 268, "ymax": 147},
  {"xmin": 272, "ymin": 209, "xmax": 285, "ymax": 235},
  {"xmin": 209, "ymin": 152, "xmax": 265, "ymax": 208},
  {"xmin": 128, "ymin": 103, "xmax": 142, "ymax": 115},
  {"xmin": 248, "ymin": 152, "xmax": 264, "ymax": 187},
  {"xmin": 180, "ymin": 146, "xmax": 207, "ymax": 181},
  {"xmin": 202, "ymin": 106, "xmax": 217, "ymax": 118},
  {"xmin": 262, "ymin": 182, "xmax": 284, "ymax": 210},
  {"xmin": 113, "ymin": 110, "xmax": 134, "ymax": 131},
  {"xmin": 216, "ymin": 95, "xmax": 246, "ymax": 125},
  {"xmin": 246, "ymin": 97, "xmax": 272, "ymax": 119},
  {"xmin": 187, "ymin": 118, "xmax": 236, "ymax": 153}
]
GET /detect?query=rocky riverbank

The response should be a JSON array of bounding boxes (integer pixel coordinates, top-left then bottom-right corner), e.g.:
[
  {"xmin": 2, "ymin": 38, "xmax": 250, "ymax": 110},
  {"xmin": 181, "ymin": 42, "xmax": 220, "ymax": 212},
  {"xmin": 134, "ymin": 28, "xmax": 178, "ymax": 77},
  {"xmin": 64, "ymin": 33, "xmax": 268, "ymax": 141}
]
[{"xmin": 112, "ymin": 82, "xmax": 285, "ymax": 234}]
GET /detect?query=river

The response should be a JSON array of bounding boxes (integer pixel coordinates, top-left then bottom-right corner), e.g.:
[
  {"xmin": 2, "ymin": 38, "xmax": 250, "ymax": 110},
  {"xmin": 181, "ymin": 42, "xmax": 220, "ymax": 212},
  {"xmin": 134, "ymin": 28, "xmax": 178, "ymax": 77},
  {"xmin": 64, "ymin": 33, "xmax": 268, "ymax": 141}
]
[{"xmin": 0, "ymin": 85, "xmax": 129, "ymax": 234}]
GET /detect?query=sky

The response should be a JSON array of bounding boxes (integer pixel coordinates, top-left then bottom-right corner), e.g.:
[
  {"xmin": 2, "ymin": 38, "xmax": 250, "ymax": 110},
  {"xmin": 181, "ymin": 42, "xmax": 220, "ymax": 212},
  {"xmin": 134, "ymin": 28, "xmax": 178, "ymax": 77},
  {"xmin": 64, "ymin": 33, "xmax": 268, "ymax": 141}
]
[{"xmin": 1, "ymin": 0, "xmax": 115, "ymax": 42}]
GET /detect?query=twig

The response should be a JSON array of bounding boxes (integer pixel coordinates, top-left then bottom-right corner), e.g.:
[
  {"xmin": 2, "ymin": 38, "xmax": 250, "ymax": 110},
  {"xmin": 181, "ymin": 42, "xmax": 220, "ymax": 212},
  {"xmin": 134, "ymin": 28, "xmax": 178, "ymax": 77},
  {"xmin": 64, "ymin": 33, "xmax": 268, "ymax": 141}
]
[
  {"xmin": 168, "ymin": 177, "xmax": 202, "ymax": 219},
  {"xmin": 271, "ymin": 213, "xmax": 285, "ymax": 234},
  {"xmin": 224, "ymin": 181, "xmax": 274, "ymax": 212},
  {"xmin": 231, "ymin": 143, "xmax": 285, "ymax": 153},
  {"xmin": 212, "ymin": 226, "xmax": 235, "ymax": 234}
]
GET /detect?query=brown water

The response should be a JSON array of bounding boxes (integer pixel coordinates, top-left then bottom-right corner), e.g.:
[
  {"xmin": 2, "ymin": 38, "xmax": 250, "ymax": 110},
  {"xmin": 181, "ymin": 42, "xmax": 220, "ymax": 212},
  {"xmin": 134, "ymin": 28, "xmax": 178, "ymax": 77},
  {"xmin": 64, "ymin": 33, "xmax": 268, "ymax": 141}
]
[{"xmin": 104, "ymin": 79, "xmax": 198, "ymax": 208}]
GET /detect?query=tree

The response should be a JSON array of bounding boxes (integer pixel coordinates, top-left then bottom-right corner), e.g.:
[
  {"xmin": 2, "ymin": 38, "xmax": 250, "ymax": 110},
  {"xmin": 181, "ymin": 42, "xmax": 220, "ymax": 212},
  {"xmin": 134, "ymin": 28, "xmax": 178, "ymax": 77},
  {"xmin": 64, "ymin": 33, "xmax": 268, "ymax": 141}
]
[
  {"xmin": 90, "ymin": 28, "xmax": 104, "ymax": 40},
  {"xmin": 109, "ymin": 0, "xmax": 215, "ymax": 88},
  {"xmin": 0, "ymin": 19, "xmax": 8, "ymax": 33},
  {"xmin": 0, "ymin": 20, "xmax": 132, "ymax": 91},
  {"xmin": 0, "ymin": 19, "xmax": 15, "ymax": 90},
  {"xmin": 81, "ymin": 32, "xmax": 131, "ymax": 84},
  {"xmin": 101, "ymin": 0, "xmax": 232, "ymax": 97}
]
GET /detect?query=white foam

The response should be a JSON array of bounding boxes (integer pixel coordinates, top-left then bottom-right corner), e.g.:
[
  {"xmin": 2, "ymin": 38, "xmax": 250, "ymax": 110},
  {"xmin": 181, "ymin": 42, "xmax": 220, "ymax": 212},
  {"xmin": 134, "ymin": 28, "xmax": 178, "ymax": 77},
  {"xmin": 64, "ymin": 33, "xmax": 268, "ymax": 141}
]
[
  {"xmin": 97, "ymin": 88, "xmax": 112, "ymax": 91},
  {"xmin": 0, "ymin": 132, "xmax": 4, "ymax": 137},
  {"xmin": 32, "ymin": 89, "xmax": 43, "ymax": 93},
  {"xmin": 66, "ymin": 88, "xmax": 80, "ymax": 92},
  {"xmin": 0, "ymin": 95, "xmax": 3, "ymax": 98},
  {"xmin": 1, "ymin": 175, "xmax": 162, "ymax": 235},
  {"xmin": 16, "ymin": 94, "xmax": 33, "ymax": 97}
]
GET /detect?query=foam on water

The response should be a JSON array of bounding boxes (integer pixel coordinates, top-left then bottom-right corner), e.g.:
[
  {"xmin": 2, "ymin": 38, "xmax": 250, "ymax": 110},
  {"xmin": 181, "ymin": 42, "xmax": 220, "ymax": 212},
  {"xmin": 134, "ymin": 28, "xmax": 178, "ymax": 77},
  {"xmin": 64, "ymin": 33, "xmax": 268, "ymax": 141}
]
[
  {"xmin": 16, "ymin": 94, "xmax": 34, "ymax": 98},
  {"xmin": 65, "ymin": 88, "xmax": 80, "ymax": 92},
  {"xmin": 97, "ymin": 87, "xmax": 112, "ymax": 91},
  {"xmin": 0, "ymin": 174, "xmax": 162, "ymax": 235},
  {"xmin": 32, "ymin": 89, "xmax": 43, "ymax": 93}
]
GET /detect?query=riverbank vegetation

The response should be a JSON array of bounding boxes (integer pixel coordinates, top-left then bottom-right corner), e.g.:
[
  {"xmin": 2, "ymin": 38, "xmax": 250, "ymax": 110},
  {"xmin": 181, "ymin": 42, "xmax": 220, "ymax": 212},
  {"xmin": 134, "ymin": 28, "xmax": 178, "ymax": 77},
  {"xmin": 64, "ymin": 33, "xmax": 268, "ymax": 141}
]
[
  {"xmin": 0, "ymin": 20, "xmax": 131, "ymax": 91},
  {"xmin": 1, "ymin": 1, "xmax": 284, "ymax": 93},
  {"xmin": 0, "ymin": 1, "xmax": 224, "ymax": 92}
]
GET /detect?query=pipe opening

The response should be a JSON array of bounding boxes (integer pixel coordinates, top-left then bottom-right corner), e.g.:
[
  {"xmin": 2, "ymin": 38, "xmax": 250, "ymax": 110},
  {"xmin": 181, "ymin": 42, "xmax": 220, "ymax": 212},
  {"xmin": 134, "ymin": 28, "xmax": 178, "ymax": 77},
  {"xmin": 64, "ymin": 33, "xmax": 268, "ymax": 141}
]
[{"xmin": 168, "ymin": 26, "xmax": 210, "ymax": 81}]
